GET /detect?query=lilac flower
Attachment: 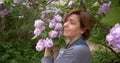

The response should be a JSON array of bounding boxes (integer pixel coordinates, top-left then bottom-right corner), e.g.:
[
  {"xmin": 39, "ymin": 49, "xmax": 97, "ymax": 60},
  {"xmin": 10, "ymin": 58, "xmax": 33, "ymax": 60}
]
[
  {"xmin": 13, "ymin": 0, "xmax": 22, "ymax": 4},
  {"xmin": 49, "ymin": 30, "xmax": 58, "ymax": 38},
  {"xmin": 54, "ymin": 23, "xmax": 63, "ymax": 31},
  {"xmin": 41, "ymin": 14, "xmax": 46, "ymax": 19},
  {"xmin": 44, "ymin": 38, "xmax": 53, "ymax": 48},
  {"xmin": 34, "ymin": 28, "xmax": 42, "ymax": 36},
  {"xmin": 0, "ymin": 1, "xmax": 4, "ymax": 5},
  {"xmin": 26, "ymin": 3, "xmax": 34, "ymax": 9},
  {"xmin": 54, "ymin": 15, "xmax": 62, "ymax": 22},
  {"xmin": 34, "ymin": 19, "xmax": 44, "ymax": 28},
  {"xmin": 36, "ymin": 39, "xmax": 45, "ymax": 46},
  {"xmin": 55, "ymin": 9, "xmax": 62, "ymax": 15},
  {"xmin": 58, "ymin": 31, "xmax": 63, "ymax": 37},
  {"xmin": 41, "ymin": 10, "xmax": 53, "ymax": 20},
  {"xmin": 106, "ymin": 34, "xmax": 114, "ymax": 45},
  {"xmin": 33, "ymin": 19, "xmax": 45, "ymax": 39},
  {"xmin": 0, "ymin": 9, "xmax": 10, "ymax": 16},
  {"xmin": 36, "ymin": 45, "xmax": 44, "ymax": 52},
  {"xmin": 36, "ymin": 38, "xmax": 53, "ymax": 52},
  {"xmin": 36, "ymin": 39, "xmax": 45, "ymax": 51},
  {"xmin": 93, "ymin": 2, "xmax": 99, "ymax": 7},
  {"xmin": 98, "ymin": 2, "xmax": 111, "ymax": 15},
  {"xmin": 68, "ymin": 1, "xmax": 74, "ymax": 8},
  {"xmin": 106, "ymin": 23, "xmax": 120, "ymax": 51},
  {"xmin": 41, "ymin": 26, "xmax": 45, "ymax": 31},
  {"xmin": 41, "ymin": 10, "xmax": 53, "ymax": 15},
  {"xmin": 49, "ymin": 19, "xmax": 56, "ymax": 28}
]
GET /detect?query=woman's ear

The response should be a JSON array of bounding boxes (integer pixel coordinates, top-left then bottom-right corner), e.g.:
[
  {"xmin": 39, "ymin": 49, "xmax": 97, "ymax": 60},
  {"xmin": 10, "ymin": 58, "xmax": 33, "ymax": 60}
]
[{"xmin": 81, "ymin": 27, "xmax": 87, "ymax": 34}]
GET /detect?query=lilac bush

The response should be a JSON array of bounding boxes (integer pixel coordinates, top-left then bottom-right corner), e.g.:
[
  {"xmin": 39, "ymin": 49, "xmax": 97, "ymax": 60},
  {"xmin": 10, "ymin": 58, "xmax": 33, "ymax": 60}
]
[{"xmin": 106, "ymin": 23, "xmax": 120, "ymax": 51}]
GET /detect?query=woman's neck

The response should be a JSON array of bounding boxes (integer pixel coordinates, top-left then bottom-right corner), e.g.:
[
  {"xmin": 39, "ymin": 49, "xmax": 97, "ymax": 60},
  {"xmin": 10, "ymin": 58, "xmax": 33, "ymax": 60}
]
[{"xmin": 67, "ymin": 35, "xmax": 82, "ymax": 45}]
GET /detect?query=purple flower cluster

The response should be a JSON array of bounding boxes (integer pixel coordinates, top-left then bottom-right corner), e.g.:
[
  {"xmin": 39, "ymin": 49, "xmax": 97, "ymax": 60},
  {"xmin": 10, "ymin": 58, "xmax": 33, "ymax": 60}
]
[
  {"xmin": 33, "ymin": 19, "xmax": 45, "ymax": 39},
  {"xmin": 26, "ymin": 2, "xmax": 34, "ymax": 9},
  {"xmin": 106, "ymin": 23, "xmax": 120, "ymax": 51},
  {"xmin": 55, "ymin": 9, "xmax": 62, "ymax": 15},
  {"xmin": 48, "ymin": 10, "xmax": 63, "ymax": 38},
  {"xmin": 49, "ymin": 30, "xmax": 58, "ymax": 38},
  {"xmin": 34, "ymin": 8, "xmax": 63, "ymax": 52},
  {"xmin": 68, "ymin": 1, "xmax": 74, "ymax": 8},
  {"xmin": 0, "ymin": 9, "xmax": 10, "ymax": 16},
  {"xmin": 0, "ymin": 1, "xmax": 10, "ymax": 16},
  {"xmin": 98, "ymin": 2, "xmax": 111, "ymax": 15},
  {"xmin": 36, "ymin": 38, "xmax": 53, "ymax": 51},
  {"xmin": 41, "ymin": 10, "xmax": 53, "ymax": 20}
]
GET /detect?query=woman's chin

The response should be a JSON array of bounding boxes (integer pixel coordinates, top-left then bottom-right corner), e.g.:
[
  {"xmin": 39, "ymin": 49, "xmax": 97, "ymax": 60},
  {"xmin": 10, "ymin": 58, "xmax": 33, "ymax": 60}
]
[{"xmin": 63, "ymin": 33, "xmax": 70, "ymax": 37}]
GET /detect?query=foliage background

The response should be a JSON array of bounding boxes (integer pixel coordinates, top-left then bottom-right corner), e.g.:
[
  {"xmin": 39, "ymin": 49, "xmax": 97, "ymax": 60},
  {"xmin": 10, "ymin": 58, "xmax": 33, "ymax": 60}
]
[{"xmin": 0, "ymin": 0, "xmax": 120, "ymax": 63}]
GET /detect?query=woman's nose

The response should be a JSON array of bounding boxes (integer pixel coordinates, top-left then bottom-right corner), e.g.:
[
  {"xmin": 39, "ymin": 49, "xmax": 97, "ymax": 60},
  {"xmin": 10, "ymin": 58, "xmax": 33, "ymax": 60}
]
[{"xmin": 64, "ymin": 22, "xmax": 69, "ymax": 27}]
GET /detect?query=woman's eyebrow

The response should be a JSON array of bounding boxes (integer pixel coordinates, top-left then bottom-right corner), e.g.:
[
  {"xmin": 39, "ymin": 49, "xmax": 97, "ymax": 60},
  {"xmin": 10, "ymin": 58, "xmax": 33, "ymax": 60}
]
[{"xmin": 68, "ymin": 18, "xmax": 74, "ymax": 21}]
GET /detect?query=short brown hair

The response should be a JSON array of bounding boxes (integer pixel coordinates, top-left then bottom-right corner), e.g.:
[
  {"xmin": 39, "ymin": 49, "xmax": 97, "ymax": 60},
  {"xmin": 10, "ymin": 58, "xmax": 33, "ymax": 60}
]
[{"xmin": 64, "ymin": 9, "xmax": 95, "ymax": 40}]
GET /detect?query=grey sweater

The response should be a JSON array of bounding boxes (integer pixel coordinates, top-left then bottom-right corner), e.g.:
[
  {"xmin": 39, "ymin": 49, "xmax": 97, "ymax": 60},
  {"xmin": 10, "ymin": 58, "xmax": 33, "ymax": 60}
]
[{"xmin": 41, "ymin": 38, "xmax": 91, "ymax": 63}]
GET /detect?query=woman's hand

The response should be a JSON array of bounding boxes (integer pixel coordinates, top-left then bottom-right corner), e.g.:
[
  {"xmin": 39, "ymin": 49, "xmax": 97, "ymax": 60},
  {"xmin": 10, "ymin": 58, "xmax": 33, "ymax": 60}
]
[
  {"xmin": 44, "ymin": 47, "xmax": 51, "ymax": 57},
  {"xmin": 53, "ymin": 45, "xmax": 60, "ymax": 60},
  {"xmin": 44, "ymin": 45, "xmax": 60, "ymax": 60}
]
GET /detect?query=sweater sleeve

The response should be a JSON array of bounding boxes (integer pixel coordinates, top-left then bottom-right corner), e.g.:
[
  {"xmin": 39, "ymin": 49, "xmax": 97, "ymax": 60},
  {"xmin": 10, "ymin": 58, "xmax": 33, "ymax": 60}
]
[
  {"xmin": 54, "ymin": 45, "xmax": 91, "ymax": 63},
  {"xmin": 73, "ymin": 45, "xmax": 92, "ymax": 63},
  {"xmin": 41, "ymin": 45, "xmax": 91, "ymax": 63},
  {"xmin": 41, "ymin": 56, "xmax": 53, "ymax": 63}
]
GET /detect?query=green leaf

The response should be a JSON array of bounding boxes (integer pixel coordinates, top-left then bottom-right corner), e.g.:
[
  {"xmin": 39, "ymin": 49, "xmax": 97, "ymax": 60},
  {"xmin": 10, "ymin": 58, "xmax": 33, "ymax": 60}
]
[
  {"xmin": 101, "ymin": 7, "xmax": 120, "ymax": 26},
  {"xmin": 111, "ymin": 0, "xmax": 120, "ymax": 7}
]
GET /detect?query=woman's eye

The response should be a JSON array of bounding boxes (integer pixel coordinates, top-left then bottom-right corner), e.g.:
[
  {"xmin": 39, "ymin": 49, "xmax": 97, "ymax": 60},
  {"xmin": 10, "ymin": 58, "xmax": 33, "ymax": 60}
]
[{"xmin": 70, "ymin": 20, "xmax": 75, "ymax": 25}]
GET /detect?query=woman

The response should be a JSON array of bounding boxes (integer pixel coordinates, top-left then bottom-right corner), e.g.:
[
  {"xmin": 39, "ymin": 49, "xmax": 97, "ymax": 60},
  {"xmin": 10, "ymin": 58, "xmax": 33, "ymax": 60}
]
[{"xmin": 41, "ymin": 9, "xmax": 95, "ymax": 63}]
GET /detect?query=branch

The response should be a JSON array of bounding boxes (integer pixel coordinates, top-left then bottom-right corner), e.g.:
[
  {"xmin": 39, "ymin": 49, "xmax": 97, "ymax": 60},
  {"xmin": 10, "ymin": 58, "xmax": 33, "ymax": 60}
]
[
  {"xmin": 1, "ymin": 16, "xmax": 5, "ymax": 32},
  {"xmin": 46, "ymin": 0, "xmax": 54, "ymax": 6},
  {"xmin": 102, "ymin": 44, "xmax": 120, "ymax": 59},
  {"xmin": 79, "ymin": 0, "xmax": 87, "ymax": 11}
]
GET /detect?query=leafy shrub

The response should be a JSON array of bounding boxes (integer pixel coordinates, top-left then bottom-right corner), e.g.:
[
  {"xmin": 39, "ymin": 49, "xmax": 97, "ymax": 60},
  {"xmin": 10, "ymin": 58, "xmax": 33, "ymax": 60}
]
[{"xmin": 91, "ymin": 45, "xmax": 120, "ymax": 63}]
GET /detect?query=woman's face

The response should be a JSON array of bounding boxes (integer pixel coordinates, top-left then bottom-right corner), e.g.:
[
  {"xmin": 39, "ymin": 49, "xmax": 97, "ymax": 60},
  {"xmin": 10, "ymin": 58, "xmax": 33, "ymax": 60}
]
[{"xmin": 63, "ymin": 14, "xmax": 84, "ymax": 38}]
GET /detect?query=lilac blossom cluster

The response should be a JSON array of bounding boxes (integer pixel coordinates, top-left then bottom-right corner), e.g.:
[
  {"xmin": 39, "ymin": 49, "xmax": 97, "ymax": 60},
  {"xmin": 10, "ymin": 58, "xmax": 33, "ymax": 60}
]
[
  {"xmin": 98, "ymin": 2, "xmax": 111, "ymax": 15},
  {"xmin": 34, "ymin": 9, "xmax": 63, "ymax": 52},
  {"xmin": 0, "ymin": 1, "xmax": 10, "ymax": 16},
  {"xmin": 41, "ymin": 10, "xmax": 54, "ymax": 20},
  {"xmin": 33, "ymin": 19, "xmax": 45, "ymax": 39},
  {"xmin": 36, "ymin": 38, "xmax": 53, "ymax": 51},
  {"xmin": 68, "ymin": 1, "xmax": 74, "ymax": 8},
  {"xmin": 106, "ymin": 23, "xmax": 120, "ymax": 51},
  {"xmin": 49, "ymin": 9, "xmax": 63, "ymax": 38}
]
